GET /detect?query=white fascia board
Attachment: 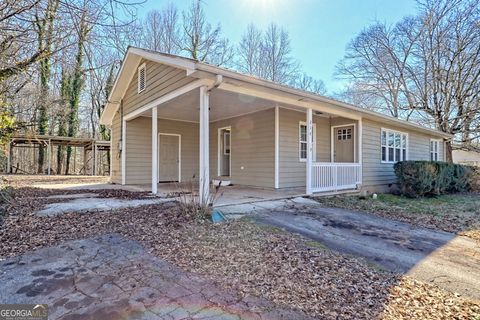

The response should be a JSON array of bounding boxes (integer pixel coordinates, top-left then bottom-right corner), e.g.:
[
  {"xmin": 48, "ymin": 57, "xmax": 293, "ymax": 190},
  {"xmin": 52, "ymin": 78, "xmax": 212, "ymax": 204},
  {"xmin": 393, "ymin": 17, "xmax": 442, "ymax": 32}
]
[{"xmin": 197, "ymin": 63, "xmax": 452, "ymax": 139}]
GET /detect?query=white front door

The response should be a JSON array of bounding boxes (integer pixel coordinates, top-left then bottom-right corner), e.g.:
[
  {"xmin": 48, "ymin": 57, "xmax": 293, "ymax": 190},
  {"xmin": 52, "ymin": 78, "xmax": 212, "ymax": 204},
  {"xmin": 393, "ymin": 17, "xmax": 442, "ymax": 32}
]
[{"xmin": 158, "ymin": 134, "xmax": 180, "ymax": 182}]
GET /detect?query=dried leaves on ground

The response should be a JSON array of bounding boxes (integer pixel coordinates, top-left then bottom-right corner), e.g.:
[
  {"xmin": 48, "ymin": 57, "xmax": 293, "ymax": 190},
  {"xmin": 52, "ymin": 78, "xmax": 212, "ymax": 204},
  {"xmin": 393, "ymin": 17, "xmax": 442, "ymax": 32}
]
[
  {"xmin": 0, "ymin": 188, "xmax": 478, "ymax": 319},
  {"xmin": 315, "ymin": 193, "xmax": 480, "ymax": 238}
]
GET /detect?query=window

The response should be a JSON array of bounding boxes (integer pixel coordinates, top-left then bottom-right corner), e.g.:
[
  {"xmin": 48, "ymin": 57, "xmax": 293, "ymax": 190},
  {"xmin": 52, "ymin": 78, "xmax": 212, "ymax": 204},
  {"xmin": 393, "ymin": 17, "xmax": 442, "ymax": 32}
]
[
  {"xmin": 381, "ymin": 128, "xmax": 407, "ymax": 163},
  {"xmin": 337, "ymin": 128, "xmax": 352, "ymax": 141},
  {"xmin": 137, "ymin": 63, "xmax": 146, "ymax": 93},
  {"xmin": 223, "ymin": 131, "xmax": 230, "ymax": 155},
  {"xmin": 299, "ymin": 122, "xmax": 316, "ymax": 161},
  {"xmin": 430, "ymin": 140, "xmax": 440, "ymax": 161}
]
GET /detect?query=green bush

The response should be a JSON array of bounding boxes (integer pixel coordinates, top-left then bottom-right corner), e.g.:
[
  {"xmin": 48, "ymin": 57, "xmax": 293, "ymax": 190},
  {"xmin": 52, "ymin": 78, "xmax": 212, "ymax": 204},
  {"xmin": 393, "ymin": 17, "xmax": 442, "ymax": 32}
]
[{"xmin": 394, "ymin": 161, "xmax": 473, "ymax": 197}]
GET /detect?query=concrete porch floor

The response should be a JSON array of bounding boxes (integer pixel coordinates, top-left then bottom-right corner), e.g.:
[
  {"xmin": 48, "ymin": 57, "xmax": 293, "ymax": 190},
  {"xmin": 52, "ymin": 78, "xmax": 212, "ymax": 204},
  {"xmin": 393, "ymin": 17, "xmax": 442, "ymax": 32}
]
[{"xmin": 133, "ymin": 183, "xmax": 307, "ymax": 207}]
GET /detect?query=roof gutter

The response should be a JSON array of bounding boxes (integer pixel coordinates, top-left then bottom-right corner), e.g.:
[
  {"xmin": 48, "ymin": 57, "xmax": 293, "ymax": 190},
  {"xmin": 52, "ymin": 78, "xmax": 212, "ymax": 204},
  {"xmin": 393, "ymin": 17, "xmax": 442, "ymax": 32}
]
[{"xmin": 196, "ymin": 63, "xmax": 452, "ymax": 139}]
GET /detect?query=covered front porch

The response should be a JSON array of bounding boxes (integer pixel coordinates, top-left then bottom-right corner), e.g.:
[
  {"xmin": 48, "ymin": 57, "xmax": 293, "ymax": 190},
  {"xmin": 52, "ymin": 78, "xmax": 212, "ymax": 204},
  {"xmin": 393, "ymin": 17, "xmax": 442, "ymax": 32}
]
[{"xmin": 121, "ymin": 77, "xmax": 363, "ymax": 203}]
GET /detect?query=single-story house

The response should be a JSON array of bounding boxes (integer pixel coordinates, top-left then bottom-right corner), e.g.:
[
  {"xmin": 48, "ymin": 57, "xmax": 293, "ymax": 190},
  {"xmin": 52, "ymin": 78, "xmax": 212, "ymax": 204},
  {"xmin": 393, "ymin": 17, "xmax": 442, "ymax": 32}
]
[
  {"xmin": 100, "ymin": 47, "xmax": 452, "ymax": 202},
  {"xmin": 453, "ymin": 148, "xmax": 480, "ymax": 167}
]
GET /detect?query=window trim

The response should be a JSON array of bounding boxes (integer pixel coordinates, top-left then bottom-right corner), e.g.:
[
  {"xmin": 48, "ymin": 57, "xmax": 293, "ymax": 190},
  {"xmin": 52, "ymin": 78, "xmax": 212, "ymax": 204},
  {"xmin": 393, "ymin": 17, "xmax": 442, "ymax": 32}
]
[
  {"xmin": 299, "ymin": 121, "xmax": 316, "ymax": 162},
  {"xmin": 430, "ymin": 139, "xmax": 441, "ymax": 161},
  {"xmin": 137, "ymin": 63, "xmax": 146, "ymax": 93},
  {"xmin": 381, "ymin": 128, "xmax": 409, "ymax": 164}
]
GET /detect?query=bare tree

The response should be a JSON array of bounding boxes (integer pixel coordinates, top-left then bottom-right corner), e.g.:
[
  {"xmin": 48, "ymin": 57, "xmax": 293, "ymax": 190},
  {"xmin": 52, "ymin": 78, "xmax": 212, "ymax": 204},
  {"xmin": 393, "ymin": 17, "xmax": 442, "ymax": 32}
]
[
  {"xmin": 236, "ymin": 23, "xmax": 301, "ymax": 84},
  {"xmin": 142, "ymin": 4, "xmax": 180, "ymax": 54},
  {"xmin": 236, "ymin": 24, "xmax": 263, "ymax": 76},
  {"xmin": 178, "ymin": 0, "xmax": 233, "ymax": 65},
  {"xmin": 336, "ymin": 0, "xmax": 480, "ymax": 161},
  {"xmin": 291, "ymin": 73, "xmax": 327, "ymax": 95}
]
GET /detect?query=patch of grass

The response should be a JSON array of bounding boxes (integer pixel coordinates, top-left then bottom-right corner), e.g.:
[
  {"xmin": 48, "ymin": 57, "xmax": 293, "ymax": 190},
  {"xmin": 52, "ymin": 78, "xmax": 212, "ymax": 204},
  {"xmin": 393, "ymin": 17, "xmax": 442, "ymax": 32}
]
[
  {"xmin": 317, "ymin": 193, "xmax": 480, "ymax": 218},
  {"xmin": 256, "ymin": 223, "xmax": 288, "ymax": 235},
  {"xmin": 315, "ymin": 193, "xmax": 480, "ymax": 235},
  {"xmin": 304, "ymin": 240, "xmax": 328, "ymax": 250}
]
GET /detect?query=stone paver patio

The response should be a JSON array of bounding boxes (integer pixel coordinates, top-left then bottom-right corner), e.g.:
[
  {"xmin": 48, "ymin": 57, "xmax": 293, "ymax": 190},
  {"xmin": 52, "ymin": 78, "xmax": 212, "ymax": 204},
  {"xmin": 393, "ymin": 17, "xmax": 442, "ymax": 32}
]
[{"xmin": 0, "ymin": 234, "xmax": 311, "ymax": 320}]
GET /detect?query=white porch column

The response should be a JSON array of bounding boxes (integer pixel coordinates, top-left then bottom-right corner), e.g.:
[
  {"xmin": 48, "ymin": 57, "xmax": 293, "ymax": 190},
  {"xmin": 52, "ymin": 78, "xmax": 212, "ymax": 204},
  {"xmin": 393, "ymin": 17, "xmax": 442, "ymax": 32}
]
[
  {"xmin": 358, "ymin": 117, "xmax": 363, "ymax": 185},
  {"xmin": 274, "ymin": 106, "xmax": 279, "ymax": 189},
  {"xmin": 306, "ymin": 108, "xmax": 313, "ymax": 195},
  {"xmin": 199, "ymin": 86, "xmax": 210, "ymax": 205},
  {"xmin": 152, "ymin": 107, "xmax": 158, "ymax": 194},
  {"xmin": 121, "ymin": 119, "xmax": 126, "ymax": 185}
]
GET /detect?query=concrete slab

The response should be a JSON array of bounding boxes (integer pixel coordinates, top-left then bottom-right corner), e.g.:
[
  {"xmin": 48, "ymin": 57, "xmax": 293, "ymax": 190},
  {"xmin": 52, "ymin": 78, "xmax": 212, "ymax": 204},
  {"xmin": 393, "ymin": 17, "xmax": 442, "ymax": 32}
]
[
  {"xmin": 36, "ymin": 197, "xmax": 175, "ymax": 217},
  {"xmin": 44, "ymin": 193, "xmax": 99, "ymax": 199},
  {"xmin": 0, "ymin": 234, "xmax": 312, "ymax": 320}
]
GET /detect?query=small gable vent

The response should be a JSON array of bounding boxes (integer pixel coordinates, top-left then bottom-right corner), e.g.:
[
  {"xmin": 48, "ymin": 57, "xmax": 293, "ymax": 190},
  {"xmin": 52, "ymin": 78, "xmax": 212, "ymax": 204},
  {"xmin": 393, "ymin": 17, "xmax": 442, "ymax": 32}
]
[{"xmin": 138, "ymin": 63, "xmax": 146, "ymax": 93}]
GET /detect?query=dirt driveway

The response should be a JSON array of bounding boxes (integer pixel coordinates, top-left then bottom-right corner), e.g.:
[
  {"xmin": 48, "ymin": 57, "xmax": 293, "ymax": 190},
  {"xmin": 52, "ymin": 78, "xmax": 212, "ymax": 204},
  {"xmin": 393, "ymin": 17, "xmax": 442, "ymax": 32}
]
[{"xmin": 254, "ymin": 205, "xmax": 480, "ymax": 300}]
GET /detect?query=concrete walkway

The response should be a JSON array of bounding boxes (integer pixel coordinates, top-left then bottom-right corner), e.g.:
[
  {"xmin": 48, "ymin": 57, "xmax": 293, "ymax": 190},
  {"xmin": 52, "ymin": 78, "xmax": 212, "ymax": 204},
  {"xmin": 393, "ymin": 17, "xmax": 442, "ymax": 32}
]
[
  {"xmin": 0, "ymin": 234, "xmax": 312, "ymax": 320},
  {"xmin": 251, "ymin": 205, "xmax": 480, "ymax": 300},
  {"xmin": 36, "ymin": 197, "xmax": 175, "ymax": 217}
]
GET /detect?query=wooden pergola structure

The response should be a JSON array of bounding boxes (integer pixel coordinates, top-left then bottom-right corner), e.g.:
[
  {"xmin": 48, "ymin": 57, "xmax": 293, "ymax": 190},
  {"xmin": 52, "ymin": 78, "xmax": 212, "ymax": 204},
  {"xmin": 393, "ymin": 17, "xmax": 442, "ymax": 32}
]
[{"xmin": 5, "ymin": 134, "xmax": 110, "ymax": 175}]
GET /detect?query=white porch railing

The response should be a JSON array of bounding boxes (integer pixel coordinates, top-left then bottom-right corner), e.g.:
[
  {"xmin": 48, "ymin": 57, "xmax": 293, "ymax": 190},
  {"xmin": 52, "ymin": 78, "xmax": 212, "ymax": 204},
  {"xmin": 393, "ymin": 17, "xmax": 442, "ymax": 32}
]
[{"xmin": 311, "ymin": 162, "xmax": 361, "ymax": 193}]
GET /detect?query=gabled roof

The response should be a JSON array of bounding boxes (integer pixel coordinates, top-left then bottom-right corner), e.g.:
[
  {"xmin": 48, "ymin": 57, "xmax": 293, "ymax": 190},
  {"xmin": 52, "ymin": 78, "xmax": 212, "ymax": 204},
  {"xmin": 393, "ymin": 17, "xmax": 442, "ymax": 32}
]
[{"xmin": 100, "ymin": 46, "xmax": 452, "ymax": 139}]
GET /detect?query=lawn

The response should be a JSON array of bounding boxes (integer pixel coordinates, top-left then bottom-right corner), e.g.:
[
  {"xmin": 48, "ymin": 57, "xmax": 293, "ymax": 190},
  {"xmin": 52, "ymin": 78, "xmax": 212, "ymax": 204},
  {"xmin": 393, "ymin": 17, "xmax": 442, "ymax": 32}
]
[{"xmin": 315, "ymin": 193, "xmax": 480, "ymax": 239}]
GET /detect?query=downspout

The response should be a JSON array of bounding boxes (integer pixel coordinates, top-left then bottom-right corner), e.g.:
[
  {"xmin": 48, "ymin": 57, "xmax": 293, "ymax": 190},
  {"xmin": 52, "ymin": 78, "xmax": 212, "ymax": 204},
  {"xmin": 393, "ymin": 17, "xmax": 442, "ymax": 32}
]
[
  {"xmin": 118, "ymin": 99, "xmax": 124, "ymax": 159},
  {"xmin": 207, "ymin": 75, "xmax": 223, "ymax": 92}
]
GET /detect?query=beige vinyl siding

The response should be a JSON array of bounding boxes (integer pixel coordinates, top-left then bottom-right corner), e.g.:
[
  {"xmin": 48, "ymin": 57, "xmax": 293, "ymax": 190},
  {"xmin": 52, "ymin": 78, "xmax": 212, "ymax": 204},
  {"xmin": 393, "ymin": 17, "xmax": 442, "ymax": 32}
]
[
  {"xmin": 116, "ymin": 110, "xmax": 276, "ymax": 188},
  {"xmin": 123, "ymin": 117, "xmax": 199, "ymax": 184},
  {"xmin": 125, "ymin": 117, "xmax": 151, "ymax": 184},
  {"xmin": 210, "ymin": 109, "xmax": 275, "ymax": 188},
  {"xmin": 123, "ymin": 59, "xmax": 195, "ymax": 116},
  {"xmin": 278, "ymin": 108, "xmax": 331, "ymax": 188},
  {"xmin": 362, "ymin": 119, "xmax": 445, "ymax": 189},
  {"xmin": 110, "ymin": 112, "xmax": 122, "ymax": 184}
]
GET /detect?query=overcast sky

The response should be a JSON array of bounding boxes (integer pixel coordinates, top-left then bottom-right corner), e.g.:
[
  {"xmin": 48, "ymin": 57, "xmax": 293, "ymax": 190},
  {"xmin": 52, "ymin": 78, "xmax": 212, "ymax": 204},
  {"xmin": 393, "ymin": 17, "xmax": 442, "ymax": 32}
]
[{"xmin": 137, "ymin": 0, "xmax": 418, "ymax": 93}]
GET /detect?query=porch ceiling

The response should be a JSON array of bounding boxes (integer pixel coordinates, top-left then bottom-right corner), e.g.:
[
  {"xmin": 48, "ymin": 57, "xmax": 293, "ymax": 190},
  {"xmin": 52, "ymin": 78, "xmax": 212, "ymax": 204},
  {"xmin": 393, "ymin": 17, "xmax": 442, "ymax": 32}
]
[{"xmin": 137, "ymin": 88, "xmax": 331, "ymax": 122}]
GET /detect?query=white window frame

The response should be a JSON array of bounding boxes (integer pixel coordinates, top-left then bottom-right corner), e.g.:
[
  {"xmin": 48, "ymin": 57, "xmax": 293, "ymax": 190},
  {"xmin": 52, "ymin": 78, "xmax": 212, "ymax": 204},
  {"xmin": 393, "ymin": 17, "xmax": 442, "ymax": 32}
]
[
  {"xmin": 299, "ymin": 121, "xmax": 316, "ymax": 162},
  {"xmin": 381, "ymin": 128, "xmax": 408, "ymax": 163},
  {"xmin": 430, "ymin": 139, "xmax": 440, "ymax": 161},
  {"xmin": 137, "ymin": 63, "xmax": 146, "ymax": 93}
]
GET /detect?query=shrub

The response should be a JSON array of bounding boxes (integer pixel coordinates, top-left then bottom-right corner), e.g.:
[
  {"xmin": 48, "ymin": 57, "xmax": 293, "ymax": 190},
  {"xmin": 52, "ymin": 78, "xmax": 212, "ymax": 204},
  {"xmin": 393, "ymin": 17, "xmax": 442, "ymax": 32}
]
[{"xmin": 394, "ymin": 161, "xmax": 473, "ymax": 197}]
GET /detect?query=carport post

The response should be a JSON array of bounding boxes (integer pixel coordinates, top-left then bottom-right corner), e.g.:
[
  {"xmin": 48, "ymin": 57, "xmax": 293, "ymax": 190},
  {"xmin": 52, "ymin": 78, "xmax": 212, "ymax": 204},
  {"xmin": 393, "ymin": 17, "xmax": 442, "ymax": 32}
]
[
  {"xmin": 152, "ymin": 107, "xmax": 158, "ymax": 194},
  {"xmin": 199, "ymin": 86, "xmax": 210, "ymax": 205},
  {"xmin": 47, "ymin": 140, "xmax": 52, "ymax": 175},
  {"xmin": 6, "ymin": 140, "xmax": 11, "ymax": 174},
  {"xmin": 306, "ymin": 108, "xmax": 313, "ymax": 195}
]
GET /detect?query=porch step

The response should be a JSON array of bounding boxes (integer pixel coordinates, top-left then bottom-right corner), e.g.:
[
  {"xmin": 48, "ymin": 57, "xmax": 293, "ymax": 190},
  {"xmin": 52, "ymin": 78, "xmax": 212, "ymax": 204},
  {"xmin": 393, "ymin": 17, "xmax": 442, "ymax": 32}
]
[{"xmin": 212, "ymin": 178, "xmax": 232, "ymax": 186}]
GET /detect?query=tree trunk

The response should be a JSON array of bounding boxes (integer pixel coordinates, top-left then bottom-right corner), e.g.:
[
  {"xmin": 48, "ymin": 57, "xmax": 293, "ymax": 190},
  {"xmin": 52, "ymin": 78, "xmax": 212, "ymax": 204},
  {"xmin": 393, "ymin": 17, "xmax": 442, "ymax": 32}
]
[
  {"xmin": 65, "ymin": 17, "xmax": 89, "ymax": 174},
  {"xmin": 445, "ymin": 140, "xmax": 453, "ymax": 163}
]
